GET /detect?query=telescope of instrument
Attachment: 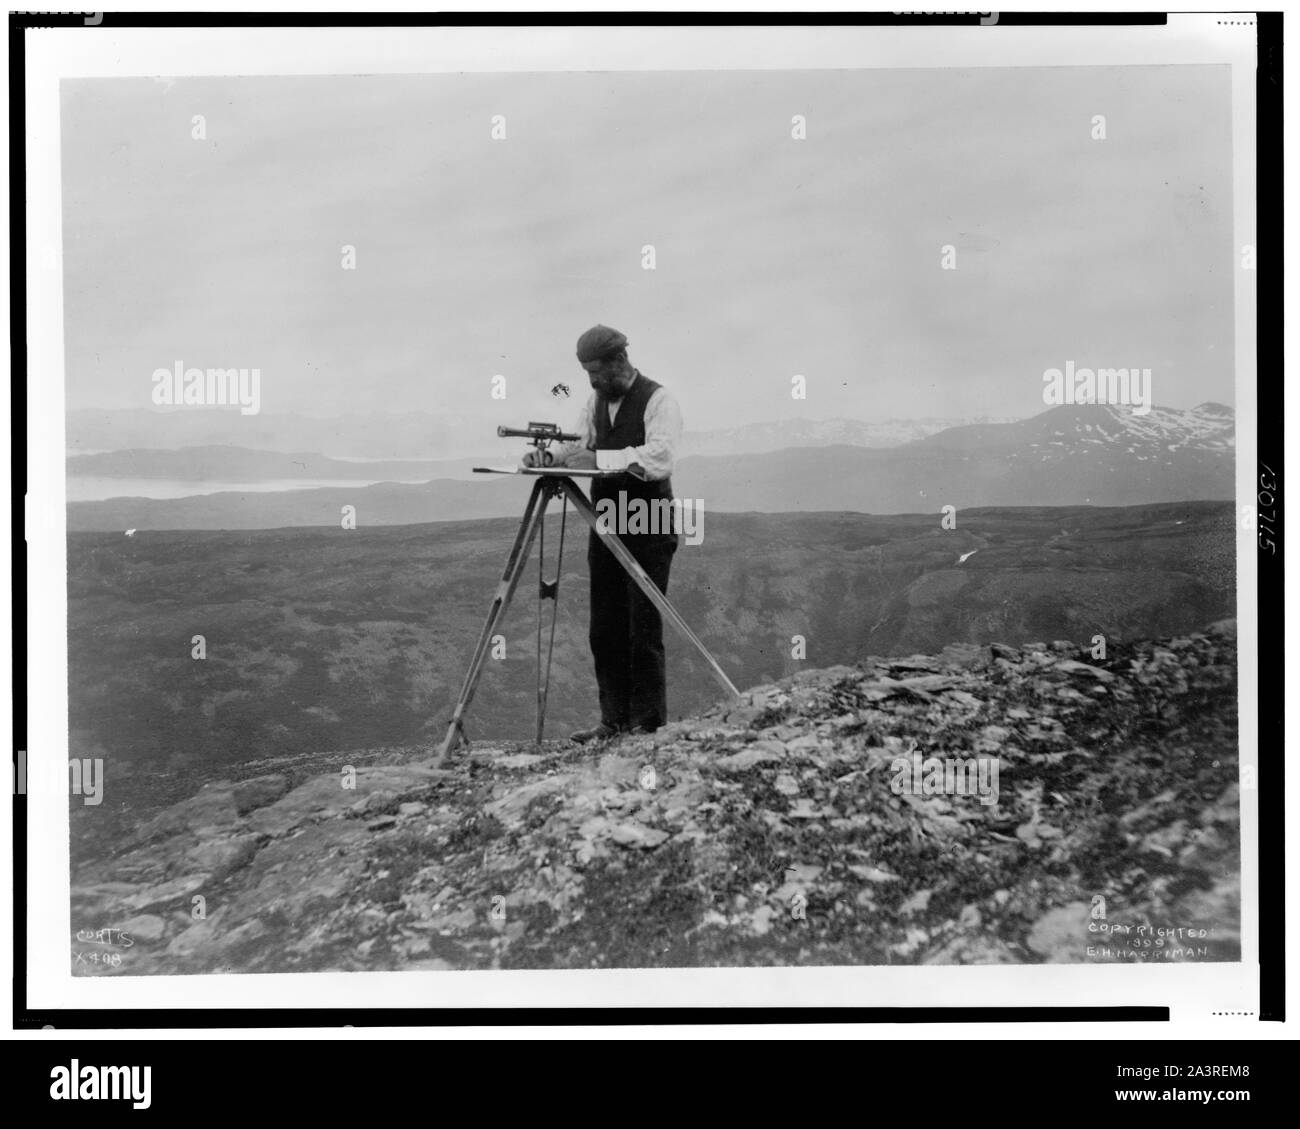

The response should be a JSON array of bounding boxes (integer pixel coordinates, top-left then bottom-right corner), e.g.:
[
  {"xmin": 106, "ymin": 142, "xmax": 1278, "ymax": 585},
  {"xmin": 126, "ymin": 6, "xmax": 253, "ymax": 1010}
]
[{"xmin": 496, "ymin": 422, "xmax": 580, "ymax": 452}]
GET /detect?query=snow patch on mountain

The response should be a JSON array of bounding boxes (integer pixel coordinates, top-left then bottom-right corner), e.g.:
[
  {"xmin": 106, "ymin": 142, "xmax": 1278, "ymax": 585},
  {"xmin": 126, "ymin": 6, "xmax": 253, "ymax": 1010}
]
[{"xmin": 681, "ymin": 416, "xmax": 1023, "ymax": 457}]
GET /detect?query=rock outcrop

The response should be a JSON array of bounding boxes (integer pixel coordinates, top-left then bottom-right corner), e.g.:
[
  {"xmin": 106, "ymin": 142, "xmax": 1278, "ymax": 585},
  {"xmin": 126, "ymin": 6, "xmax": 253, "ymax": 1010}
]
[{"xmin": 70, "ymin": 621, "xmax": 1239, "ymax": 973}]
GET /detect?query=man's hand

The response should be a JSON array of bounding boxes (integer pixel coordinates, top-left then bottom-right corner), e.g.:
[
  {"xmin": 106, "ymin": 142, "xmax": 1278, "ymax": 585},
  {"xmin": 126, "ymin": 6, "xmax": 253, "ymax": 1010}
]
[
  {"xmin": 521, "ymin": 447, "xmax": 596, "ymax": 470},
  {"xmin": 562, "ymin": 449, "xmax": 597, "ymax": 470}
]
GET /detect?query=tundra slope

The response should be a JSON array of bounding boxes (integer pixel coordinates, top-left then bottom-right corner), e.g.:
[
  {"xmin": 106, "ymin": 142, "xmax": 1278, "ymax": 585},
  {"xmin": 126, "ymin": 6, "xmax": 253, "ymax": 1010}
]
[{"xmin": 70, "ymin": 620, "xmax": 1238, "ymax": 972}]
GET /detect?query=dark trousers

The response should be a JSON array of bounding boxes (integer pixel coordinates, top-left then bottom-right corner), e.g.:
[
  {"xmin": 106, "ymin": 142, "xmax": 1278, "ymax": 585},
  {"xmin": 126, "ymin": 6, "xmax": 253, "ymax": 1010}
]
[{"xmin": 587, "ymin": 530, "xmax": 678, "ymax": 731}]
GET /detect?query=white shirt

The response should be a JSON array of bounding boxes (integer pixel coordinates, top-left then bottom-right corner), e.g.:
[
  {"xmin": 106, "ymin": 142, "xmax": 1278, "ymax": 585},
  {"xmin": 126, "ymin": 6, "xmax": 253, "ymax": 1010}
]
[{"xmin": 554, "ymin": 381, "xmax": 682, "ymax": 481}]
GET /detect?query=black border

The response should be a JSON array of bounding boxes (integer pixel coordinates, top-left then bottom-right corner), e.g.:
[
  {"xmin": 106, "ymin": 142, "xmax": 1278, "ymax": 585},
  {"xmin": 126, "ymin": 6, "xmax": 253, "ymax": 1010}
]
[
  {"xmin": 8, "ymin": 1037, "xmax": 1288, "ymax": 1113},
  {"xmin": 9, "ymin": 11, "xmax": 1170, "ymax": 28},
  {"xmin": 1254, "ymin": 9, "xmax": 1283, "ymax": 1023},
  {"xmin": 10, "ymin": 9, "xmax": 1278, "ymax": 1031}
]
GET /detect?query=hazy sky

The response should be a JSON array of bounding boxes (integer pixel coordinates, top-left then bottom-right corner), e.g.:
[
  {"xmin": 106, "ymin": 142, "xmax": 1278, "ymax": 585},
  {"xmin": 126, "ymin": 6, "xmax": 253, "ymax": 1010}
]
[{"xmin": 61, "ymin": 65, "xmax": 1235, "ymax": 431}]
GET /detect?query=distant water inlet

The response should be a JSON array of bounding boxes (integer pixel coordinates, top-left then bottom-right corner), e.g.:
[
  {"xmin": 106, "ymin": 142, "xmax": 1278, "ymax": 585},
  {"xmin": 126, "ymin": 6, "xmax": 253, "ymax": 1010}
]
[{"xmin": 66, "ymin": 476, "xmax": 435, "ymax": 501}]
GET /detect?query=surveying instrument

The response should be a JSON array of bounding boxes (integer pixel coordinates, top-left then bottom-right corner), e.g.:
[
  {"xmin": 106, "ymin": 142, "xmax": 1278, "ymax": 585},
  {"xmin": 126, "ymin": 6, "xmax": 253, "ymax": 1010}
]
[{"xmin": 434, "ymin": 422, "xmax": 740, "ymax": 766}]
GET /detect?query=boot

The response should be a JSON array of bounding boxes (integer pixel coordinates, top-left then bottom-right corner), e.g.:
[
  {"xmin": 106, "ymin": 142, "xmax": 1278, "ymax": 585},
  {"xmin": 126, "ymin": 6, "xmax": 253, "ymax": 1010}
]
[{"xmin": 570, "ymin": 722, "xmax": 622, "ymax": 744}]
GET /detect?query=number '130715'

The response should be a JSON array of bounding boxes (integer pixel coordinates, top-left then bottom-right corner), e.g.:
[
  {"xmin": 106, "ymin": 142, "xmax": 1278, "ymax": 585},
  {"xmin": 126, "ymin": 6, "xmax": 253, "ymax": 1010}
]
[{"xmin": 1259, "ymin": 462, "xmax": 1278, "ymax": 554}]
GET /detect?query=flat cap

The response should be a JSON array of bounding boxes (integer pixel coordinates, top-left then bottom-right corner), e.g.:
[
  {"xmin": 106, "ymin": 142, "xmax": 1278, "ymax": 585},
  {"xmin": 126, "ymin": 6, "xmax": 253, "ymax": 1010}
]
[{"xmin": 575, "ymin": 324, "xmax": 628, "ymax": 363}]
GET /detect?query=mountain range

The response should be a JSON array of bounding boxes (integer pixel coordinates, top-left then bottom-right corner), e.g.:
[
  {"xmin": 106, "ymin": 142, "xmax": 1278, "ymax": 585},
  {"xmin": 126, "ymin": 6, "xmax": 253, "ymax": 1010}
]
[
  {"xmin": 679, "ymin": 415, "xmax": 1022, "ymax": 457},
  {"xmin": 66, "ymin": 408, "xmax": 1020, "ymax": 463},
  {"xmin": 68, "ymin": 407, "xmax": 490, "ymax": 461},
  {"xmin": 68, "ymin": 446, "xmax": 474, "ymax": 483},
  {"xmin": 66, "ymin": 414, "xmax": 1025, "ymax": 491},
  {"xmin": 66, "ymin": 403, "xmax": 1235, "ymax": 531}
]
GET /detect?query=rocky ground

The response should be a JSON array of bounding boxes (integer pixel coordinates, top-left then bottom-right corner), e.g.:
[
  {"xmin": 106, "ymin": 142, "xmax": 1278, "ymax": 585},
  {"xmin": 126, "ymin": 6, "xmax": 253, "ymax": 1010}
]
[{"xmin": 70, "ymin": 621, "xmax": 1240, "ymax": 974}]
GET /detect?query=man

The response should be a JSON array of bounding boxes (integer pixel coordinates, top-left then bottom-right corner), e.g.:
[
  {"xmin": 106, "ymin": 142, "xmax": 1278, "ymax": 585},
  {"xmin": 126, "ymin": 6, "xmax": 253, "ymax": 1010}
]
[{"xmin": 522, "ymin": 325, "xmax": 683, "ymax": 742}]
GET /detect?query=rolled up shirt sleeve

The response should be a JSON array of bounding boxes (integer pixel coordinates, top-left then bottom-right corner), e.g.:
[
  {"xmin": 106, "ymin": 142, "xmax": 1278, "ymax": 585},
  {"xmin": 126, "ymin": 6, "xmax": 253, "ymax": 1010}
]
[{"xmin": 622, "ymin": 388, "xmax": 682, "ymax": 480}]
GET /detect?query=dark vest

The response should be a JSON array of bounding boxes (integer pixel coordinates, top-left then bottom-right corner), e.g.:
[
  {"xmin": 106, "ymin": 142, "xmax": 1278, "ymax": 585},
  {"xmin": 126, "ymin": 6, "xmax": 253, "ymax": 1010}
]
[{"xmin": 591, "ymin": 372, "xmax": 674, "ymax": 512}]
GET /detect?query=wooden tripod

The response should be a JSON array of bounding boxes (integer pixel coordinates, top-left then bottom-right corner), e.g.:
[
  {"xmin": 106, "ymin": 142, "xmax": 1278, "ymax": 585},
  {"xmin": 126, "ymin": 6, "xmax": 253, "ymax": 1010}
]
[{"xmin": 434, "ymin": 470, "xmax": 740, "ymax": 766}]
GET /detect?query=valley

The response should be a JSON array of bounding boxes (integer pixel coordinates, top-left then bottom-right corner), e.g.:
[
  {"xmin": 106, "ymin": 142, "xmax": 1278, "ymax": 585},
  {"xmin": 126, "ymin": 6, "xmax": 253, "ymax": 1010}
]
[{"xmin": 66, "ymin": 500, "xmax": 1234, "ymax": 865}]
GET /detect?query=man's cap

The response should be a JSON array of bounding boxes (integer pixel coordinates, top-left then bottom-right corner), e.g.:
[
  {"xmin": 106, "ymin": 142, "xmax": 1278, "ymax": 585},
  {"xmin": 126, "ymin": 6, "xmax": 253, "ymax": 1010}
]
[{"xmin": 576, "ymin": 325, "xmax": 629, "ymax": 363}]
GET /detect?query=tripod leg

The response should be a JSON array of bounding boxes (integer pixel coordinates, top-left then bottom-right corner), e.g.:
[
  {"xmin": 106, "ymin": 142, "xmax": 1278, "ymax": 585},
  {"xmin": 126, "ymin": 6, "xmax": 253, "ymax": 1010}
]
[
  {"xmin": 558, "ymin": 477, "xmax": 742, "ymax": 701},
  {"xmin": 535, "ymin": 494, "xmax": 567, "ymax": 746},
  {"xmin": 435, "ymin": 478, "xmax": 551, "ymax": 766}
]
